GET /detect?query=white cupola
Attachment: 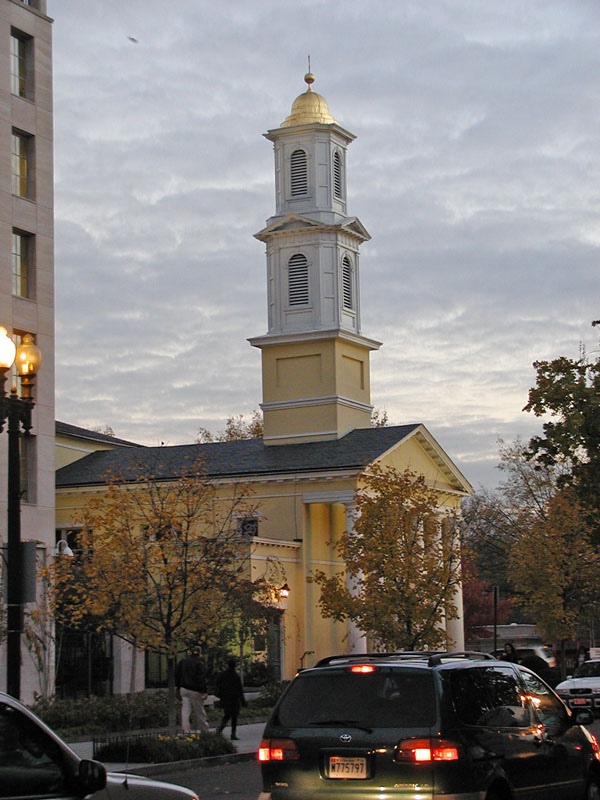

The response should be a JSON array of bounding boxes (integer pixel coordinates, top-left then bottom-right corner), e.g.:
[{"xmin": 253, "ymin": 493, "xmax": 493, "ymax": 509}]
[{"xmin": 249, "ymin": 74, "xmax": 380, "ymax": 445}]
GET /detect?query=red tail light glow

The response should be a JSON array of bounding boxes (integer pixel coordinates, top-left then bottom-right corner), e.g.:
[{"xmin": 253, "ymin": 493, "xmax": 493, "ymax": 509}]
[
  {"xmin": 258, "ymin": 739, "xmax": 300, "ymax": 762},
  {"xmin": 350, "ymin": 664, "xmax": 376, "ymax": 673},
  {"xmin": 590, "ymin": 733, "xmax": 600, "ymax": 761},
  {"xmin": 396, "ymin": 738, "xmax": 460, "ymax": 763}
]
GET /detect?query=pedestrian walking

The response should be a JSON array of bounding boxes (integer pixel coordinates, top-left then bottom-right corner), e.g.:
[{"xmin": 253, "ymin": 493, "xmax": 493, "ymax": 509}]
[
  {"xmin": 216, "ymin": 658, "xmax": 247, "ymax": 740},
  {"xmin": 502, "ymin": 642, "xmax": 518, "ymax": 663},
  {"xmin": 175, "ymin": 646, "xmax": 209, "ymax": 733}
]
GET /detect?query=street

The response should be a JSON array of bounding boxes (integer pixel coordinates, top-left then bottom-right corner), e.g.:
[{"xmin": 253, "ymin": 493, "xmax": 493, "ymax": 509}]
[
  {"xmin": 151, "ymin": 719, "xmax": 600, "ymax": 800},
  {"xmin": 153, "ymin": 759, "xmax": 262, "ymax": 800}
]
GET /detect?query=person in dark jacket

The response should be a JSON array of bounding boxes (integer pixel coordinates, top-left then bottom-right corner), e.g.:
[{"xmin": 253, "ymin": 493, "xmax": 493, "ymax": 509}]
[
  {"xmin": 175, "ymin": 646, "xmax": 209, "ymax": 733},
  {"xmin": 216, "ymin": 658, "xmax": 247, "ymax": 740}
]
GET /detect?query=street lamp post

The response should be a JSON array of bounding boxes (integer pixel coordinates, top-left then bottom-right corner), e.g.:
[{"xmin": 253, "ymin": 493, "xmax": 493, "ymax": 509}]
[{"xmin": 0, "ymin": 326, "xmax": 42, "ymax": 699}]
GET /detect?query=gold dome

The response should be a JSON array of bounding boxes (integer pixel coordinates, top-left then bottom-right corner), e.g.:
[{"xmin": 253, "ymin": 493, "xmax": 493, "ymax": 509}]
[{"xmin": 281, "ymin": 73, "xmax": 337, "ymax": 128}]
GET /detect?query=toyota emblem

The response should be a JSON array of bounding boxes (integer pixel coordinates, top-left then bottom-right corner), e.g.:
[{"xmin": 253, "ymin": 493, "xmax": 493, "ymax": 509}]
[{"xmin": 340, "ymin": 733, "xmax": 352, "ymax": 743}]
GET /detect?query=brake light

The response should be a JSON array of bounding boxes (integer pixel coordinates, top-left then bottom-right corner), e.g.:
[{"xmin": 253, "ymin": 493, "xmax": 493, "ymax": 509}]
[
  {"xmin": 590, "ymin": 734, "xmax": 600, "ymax": 761},
  {"xmin": 350, "ymin": 664, "xmax": 376, "ymax": 673},
  {"xmin": 396, "ymin": 738, "xmax": 460, "ymax": 762},
  {"xmin": 258, "ymin": 739, "xmax": 300, "ymax": 762}
]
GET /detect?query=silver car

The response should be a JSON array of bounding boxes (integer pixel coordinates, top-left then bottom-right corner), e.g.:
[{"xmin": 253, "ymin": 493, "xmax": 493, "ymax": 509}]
[{"xmin": 0, "ymin": 691, "xmax": 198, "ymax": 800}]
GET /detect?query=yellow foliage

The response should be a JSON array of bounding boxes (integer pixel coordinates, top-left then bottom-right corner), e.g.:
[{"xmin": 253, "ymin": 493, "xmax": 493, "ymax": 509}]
[{"xmin": 313, "ymin": 464, "xmax": 461, "ymax": 651}]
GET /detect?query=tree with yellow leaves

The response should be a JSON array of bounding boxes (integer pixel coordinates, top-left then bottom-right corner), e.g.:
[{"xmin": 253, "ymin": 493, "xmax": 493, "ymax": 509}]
[
  {"xmin": 48, "ymin": 453, "xmax": 257, "ymax": 727},
  {"xmin": 313, "ymin": 465, "xmax": 461, "ymax": 651},
  {"xmin": 509, "ymin": 488, "xmax": 600, "ymax": 677}
]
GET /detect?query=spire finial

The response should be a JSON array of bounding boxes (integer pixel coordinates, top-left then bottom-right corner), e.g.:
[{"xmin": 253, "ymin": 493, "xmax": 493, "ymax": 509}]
[{"xmin": 304, "ymin": 55, "xmax": 315, "ymax": 92}]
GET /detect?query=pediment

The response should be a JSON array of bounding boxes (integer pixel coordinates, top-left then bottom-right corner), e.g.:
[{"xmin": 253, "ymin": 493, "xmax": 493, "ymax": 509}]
[
  {"xmin": 374, "ymin": 424, "xmax": 473, "ymax": 496},
  {"xmin": 255, "ymin": 213, "xmax": 371, "ymax": 243}
]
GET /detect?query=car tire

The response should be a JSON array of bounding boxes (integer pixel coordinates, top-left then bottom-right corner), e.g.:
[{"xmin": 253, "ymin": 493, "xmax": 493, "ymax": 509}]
[{"xmin": 586, "ymin": 778, "xmax": 600, "ymax": 800}]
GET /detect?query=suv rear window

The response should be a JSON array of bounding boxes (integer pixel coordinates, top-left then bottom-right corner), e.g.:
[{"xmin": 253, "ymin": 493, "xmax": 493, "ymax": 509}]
[{"xmin": 276, "ymin": 667, "xmax": 435, "ymax": 728}]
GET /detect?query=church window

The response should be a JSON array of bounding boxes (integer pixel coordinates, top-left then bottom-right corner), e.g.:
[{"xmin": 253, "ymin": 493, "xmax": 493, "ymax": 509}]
[
  {"xmin": 342, "ymin": 255, "xmax": 353, "ymax": 310},
  {"xmin": 290, "ymin": 149, "xmax": 308, "ymax": 196},
  {"xmin": 288, "ymin": 253, "xmax": 309, "ymax": 305},
  {"xmin": 333, "ymin": 150, "xmax": 343, "ymax": 200}
]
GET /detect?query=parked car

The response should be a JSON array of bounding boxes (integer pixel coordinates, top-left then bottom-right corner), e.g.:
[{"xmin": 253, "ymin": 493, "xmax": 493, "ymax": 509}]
[
  {"xmin": 0, "ymin": 691, "xmax": 198, "ymax": 800},
  {"xmin": 556, "ymin": 659, "xmax": 600, "ymax": 717},
  {"xmin": 493, "ymin": 644, "xmax": 559, "ymax": 685},
  {"xmin": 258, "ymin": 651, "xmax": 600, "ymax": 800}
]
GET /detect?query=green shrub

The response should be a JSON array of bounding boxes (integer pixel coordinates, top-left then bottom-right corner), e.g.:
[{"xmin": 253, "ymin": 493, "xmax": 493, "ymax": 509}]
[
  {"xmin": 30, "ymin": 690, "xmax": 274, "ymax": 738},
  {"xmin": 31, "ymin": 692, "xmax": 170, "ymax": 737},
  {"xmin": 95, "ymin": 732, "xmax": 235, "ymax": 763}
]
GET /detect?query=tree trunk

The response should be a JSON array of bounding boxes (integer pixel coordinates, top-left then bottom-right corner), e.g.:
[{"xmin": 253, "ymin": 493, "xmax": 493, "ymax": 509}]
[{"xmin": 167, "ymin": 655, "xmax": 177, "ymax": 731}]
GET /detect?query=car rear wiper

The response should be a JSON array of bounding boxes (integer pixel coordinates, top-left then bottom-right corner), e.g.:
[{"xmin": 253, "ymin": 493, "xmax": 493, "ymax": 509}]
[{"xmin": 309, "ymin": 719, "xmax": 373, "ymax": 733}]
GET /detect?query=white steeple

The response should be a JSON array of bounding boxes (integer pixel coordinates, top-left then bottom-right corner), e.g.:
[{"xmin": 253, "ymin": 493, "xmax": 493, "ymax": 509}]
[{"xmin": 250, "ymin": 74, "xmax": 380, "ymax": 445}]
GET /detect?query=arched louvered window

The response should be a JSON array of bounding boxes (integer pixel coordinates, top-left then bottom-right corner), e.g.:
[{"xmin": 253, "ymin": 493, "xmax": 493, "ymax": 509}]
[
  {"xmin": 333, "ymin": 150, "xmax": 343, "ymax": 200},
  {"xmin": 288, "ymin": 253, "xmax": 309, "ymax": 305},
  {"xmin": 290, "ymin": 149, "xmax": 308, "ymax": 196},
  {"xmin": 342, "ymin": 255, "xmax": 353, "ymax": 310}
]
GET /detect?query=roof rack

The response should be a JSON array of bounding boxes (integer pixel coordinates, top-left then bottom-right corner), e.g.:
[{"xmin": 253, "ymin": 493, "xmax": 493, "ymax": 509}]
[
  {"xmin": 427, "ymin": 651, "xmax": 496, "ymax": 667},
  {"xmin": 315, "ymin": 652, "xmax": 442, "ymax": 667}
]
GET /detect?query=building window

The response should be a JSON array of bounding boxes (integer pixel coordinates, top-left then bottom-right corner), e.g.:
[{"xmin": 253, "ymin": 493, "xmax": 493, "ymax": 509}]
[
  {"xmin": 12, "ymin": 131, "xmax": 32, "ymax": 198},
  {"xmin": 333, "ymin": 150, "xmax": 343, "ymax": 200},
  {"xmin": 10, "ymin": 31, "xmax": 31, "ymax": 98},
  {"xmin": 288, "ymin": 253, "xmax": 309, "ymax": 306},
  {"xmin": 342, "ymin": 255, "xmax": 353, "ymax": 310},
  {"xmin": 290, "ymin": 149, "xmax": 308, "ymax": 196},
  {"xmin": 12, "ymin": 230, "xmax": 33, "ymax": 298}
]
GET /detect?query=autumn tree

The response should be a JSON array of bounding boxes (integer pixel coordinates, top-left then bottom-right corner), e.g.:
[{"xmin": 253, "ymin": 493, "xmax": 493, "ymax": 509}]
[
  {"xmin": 524, "ymin": 342, "xmax": 600, "ymax": 540},
  {"xmin": 509, "ymin": 489, "xmax": 600, "ymax": 677},
  {"xmin": 197, "ymin": 410, "xmax": 264, "ymax": 443},
  {"xmin": 313, "ymin": 465, "xmax": 461, "ymax": 651},
  {"xmin": 461, "ymin": 552, "xmax": 512, "ymax": 644},
  {"xmin": 48, "ymin": 453, "xmax": 257, "ymax": 727},
  {"xmin": 461, "ymin": 439, "xmax": 562, "ymax": 602}
]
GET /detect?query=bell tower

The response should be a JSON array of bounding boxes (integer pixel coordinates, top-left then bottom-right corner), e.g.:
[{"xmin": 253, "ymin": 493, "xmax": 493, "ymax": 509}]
[{"xmin": 249, "ymin": 73, "xmax": 380, "ymax": 445}]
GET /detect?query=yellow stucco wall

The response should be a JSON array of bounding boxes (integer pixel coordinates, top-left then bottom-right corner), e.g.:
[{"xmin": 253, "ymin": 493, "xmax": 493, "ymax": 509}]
[
  {"xmin": 55, "ymin": 429, "xmax": 469, "ymax": 679},
  {"xmin": 260, "ymin": 336, "xmax": 374, "ymax": 444}
]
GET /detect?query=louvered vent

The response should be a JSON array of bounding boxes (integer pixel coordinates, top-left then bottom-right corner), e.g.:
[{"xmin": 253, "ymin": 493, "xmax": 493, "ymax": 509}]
[
  {"xmin": 288, "ymin": 254, "xmax": 309, "ymax": 305},
  {"xmin": 290, "ymin": 149, "xmax": 308, "ymax": 196},
  {"xmin": 333, "ymin": 151, "xmax": 343, "ymax": 200},
  {"xmin": 342, "ymin": 256, "xmax": 353, "ymax": 310}
]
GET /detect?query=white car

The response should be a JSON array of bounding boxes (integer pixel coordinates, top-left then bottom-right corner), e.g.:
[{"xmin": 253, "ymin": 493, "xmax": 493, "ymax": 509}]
[
  {"xmin": 0, "ymin": 691, "xmax": 199, "ymax": 800},
  {"xmin": 555, "ymin": 659, "xmax": 600, "ymax": 716}
]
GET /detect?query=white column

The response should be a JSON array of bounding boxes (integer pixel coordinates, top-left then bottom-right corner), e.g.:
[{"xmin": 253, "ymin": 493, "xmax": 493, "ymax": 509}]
[{"xmin": 344, "ymin": 502, "xmax": 366, "ymax": 654}]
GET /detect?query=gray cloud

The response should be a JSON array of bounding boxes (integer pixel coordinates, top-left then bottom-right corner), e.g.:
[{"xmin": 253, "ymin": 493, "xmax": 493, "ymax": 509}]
[{"xmin": 50, "ymin": 0, "xmax": 600, "ymax": 489}]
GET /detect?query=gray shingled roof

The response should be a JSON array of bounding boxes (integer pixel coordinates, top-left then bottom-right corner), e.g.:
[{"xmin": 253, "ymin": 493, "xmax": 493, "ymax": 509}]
[
  {"xmin": 56, "ymin": 420, "xmax": 141, "ymax": 448},
  {"xmin": 55, "ymin": 424, "xmax": 420, "ymax": 488}
]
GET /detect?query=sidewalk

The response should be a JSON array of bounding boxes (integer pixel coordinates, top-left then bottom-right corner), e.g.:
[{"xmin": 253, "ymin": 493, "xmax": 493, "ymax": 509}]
[{"xmin": 68, "ymin": 721, "xmax": 264, "ymax": 776}]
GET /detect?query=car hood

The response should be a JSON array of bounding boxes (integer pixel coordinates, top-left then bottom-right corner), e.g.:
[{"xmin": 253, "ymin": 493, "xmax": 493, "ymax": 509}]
[
  {"xmin": 555, "ymin": 677, "xmax": 600, "ymax": 691},
  {"xmin": 106, "ymin": 771, "xmax": 198, "ymax": 798}
]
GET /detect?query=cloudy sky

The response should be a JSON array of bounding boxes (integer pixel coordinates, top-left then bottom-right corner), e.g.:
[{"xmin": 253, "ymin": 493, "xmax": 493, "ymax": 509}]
[{"xmin": 50, "ymin": 0, "xmax": 600, "ymax": 490}]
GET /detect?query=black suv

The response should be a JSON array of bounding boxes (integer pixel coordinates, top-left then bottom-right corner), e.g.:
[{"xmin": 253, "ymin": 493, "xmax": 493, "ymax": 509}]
[{"xmin": 258, "ymin": 651, "xmax": 600, "ymax": 800}]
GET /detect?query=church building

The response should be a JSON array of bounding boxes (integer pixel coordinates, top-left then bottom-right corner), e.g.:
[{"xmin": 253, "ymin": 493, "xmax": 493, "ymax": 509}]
[{"xmin": 54, "ymin": 74, "xmax": 472, "ymax": 695}]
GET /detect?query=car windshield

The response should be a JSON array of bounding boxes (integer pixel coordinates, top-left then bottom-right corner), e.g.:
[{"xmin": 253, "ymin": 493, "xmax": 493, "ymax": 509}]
[
  {"xmin": 276, "ymin": 667, "xmax": 435, "ymax": 728},
  {"xmin": 575, "ymin": 661, "xmax": 600, "ymax": 678}
]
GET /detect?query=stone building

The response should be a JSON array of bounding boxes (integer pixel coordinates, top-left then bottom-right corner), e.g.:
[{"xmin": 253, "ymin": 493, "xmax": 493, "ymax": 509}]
[{"xmin": 0, "ymin": 0, "xmax": 54, "ymax": 703}]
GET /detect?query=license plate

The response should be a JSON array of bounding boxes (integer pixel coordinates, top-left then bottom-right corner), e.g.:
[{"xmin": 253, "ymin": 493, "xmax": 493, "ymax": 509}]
[
  {"xmin": 329, "ymin": 756, "xmax": 367, "ymax": 779},
  {"xmin": 573, "ymin": 698, "xmax": 589, "ymax": 705}
]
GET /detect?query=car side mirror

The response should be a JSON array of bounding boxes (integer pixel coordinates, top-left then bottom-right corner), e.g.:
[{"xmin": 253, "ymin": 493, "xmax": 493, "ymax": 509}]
[
  {"xmin": 574, "ymin": 710, "xmax": 594, "ymax": 726},
  {"xmin": 77, "ymin": 759, "xmax": 107, "ymax": 793}
]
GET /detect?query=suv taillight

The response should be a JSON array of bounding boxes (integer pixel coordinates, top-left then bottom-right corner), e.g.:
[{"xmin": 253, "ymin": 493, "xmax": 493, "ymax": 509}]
[
  {"xmin": 396, "ymin": 738, "xmax": 460, "ymax": 763},
  {"xmin": 258, "ymin": 739, "xmax": 300, "ymax": 762}
]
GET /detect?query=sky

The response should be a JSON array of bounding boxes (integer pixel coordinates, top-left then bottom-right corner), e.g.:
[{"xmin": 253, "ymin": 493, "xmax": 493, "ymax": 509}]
[{"xmin": 50, "ymin": 0, "xmax": 600, "ymax": 491}]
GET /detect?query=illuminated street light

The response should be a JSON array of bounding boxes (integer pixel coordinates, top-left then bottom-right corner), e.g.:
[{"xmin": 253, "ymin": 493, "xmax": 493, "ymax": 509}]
[{"xmin": 0, "ymin": 326, "xmax": 42, "ymax": 699}]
